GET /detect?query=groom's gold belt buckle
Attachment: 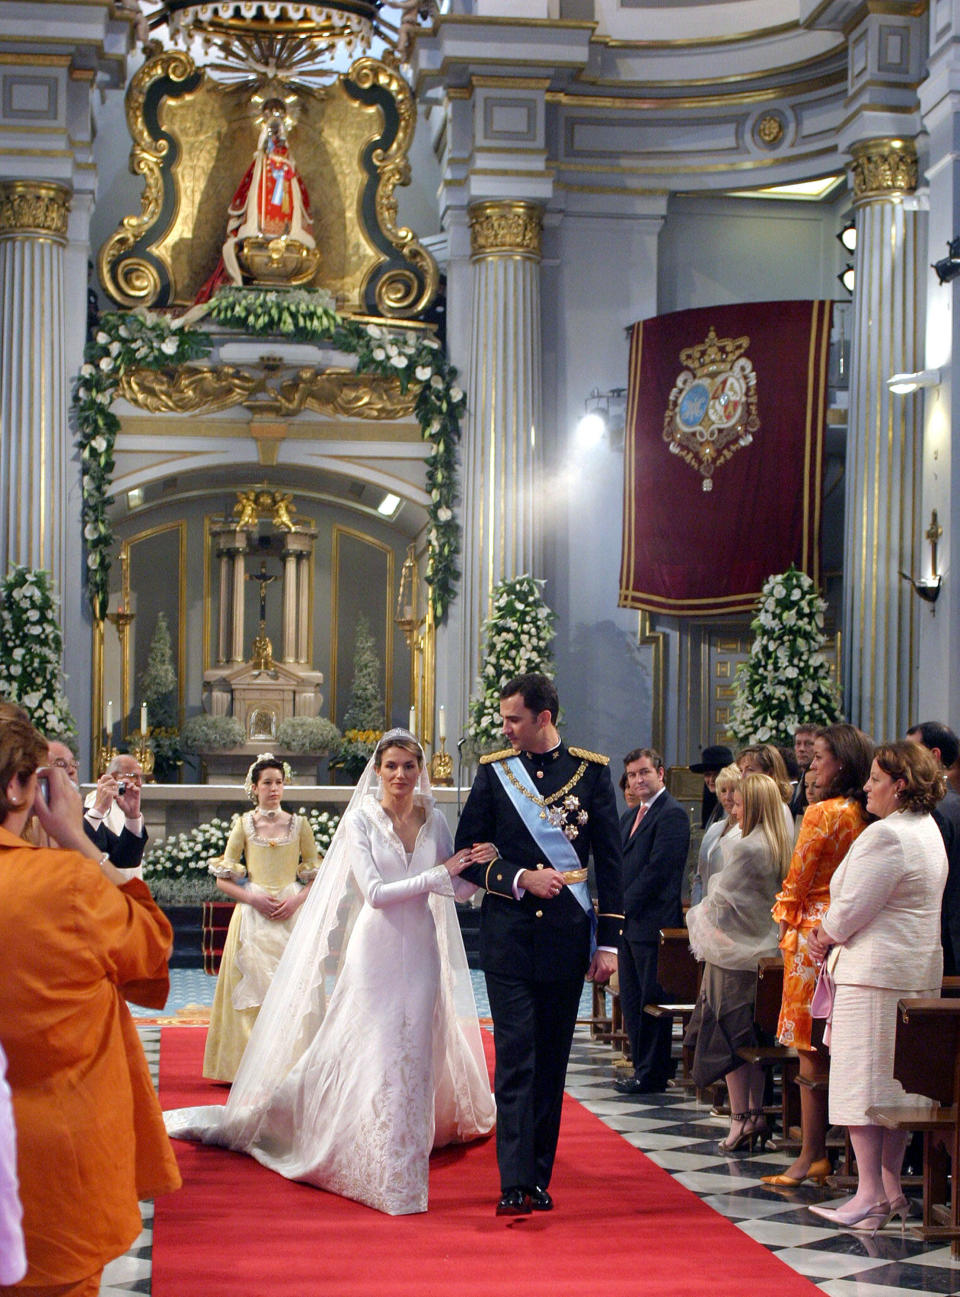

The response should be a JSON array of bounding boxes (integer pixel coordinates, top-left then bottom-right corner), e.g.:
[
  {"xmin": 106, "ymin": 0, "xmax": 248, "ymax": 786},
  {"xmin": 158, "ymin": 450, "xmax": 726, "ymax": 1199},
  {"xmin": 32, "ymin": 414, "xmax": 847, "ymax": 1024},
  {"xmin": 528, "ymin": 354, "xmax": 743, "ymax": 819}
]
[{"xmin": 562, "ymin": 867, "xmax": 588, "ymax": 883}]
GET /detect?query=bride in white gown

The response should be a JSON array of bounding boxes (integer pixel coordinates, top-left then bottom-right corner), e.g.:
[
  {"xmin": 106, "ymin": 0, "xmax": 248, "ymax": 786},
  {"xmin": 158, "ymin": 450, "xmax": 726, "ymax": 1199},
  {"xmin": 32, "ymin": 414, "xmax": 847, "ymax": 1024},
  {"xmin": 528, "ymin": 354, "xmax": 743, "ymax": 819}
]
[{"xmin": 165, "ymin": 730, "xmax": 495, "ymax": 1215}]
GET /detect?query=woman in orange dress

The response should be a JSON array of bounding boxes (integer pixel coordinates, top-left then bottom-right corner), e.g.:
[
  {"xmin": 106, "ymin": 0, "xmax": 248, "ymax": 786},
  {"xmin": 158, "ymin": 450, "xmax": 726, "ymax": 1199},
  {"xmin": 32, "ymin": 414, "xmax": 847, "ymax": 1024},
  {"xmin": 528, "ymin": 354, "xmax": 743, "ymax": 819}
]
[
  {"xmin": 0, "ymin": 714, "xmax": 180, "ymax": 1296},
  {"xmin": 760, "ymin": 723, "xmax": 873, "ymax": 1188}
]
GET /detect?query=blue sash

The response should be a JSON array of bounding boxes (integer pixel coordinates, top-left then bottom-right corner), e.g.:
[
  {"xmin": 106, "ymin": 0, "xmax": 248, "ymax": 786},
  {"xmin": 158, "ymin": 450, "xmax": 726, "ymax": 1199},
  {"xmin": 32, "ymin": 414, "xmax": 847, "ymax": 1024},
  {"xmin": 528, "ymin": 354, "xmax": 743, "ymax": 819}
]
[{"xmin": 490, "ymin": 756, "xmax": 596, "ymax": 941}]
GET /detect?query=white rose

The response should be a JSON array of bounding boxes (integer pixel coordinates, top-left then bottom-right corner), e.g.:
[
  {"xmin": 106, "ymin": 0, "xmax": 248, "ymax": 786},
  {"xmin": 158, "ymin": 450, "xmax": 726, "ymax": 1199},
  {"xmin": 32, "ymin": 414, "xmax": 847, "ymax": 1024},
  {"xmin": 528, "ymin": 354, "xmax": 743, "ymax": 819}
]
[
  {"xmin": 160, "ymin": 336, "xmax": 179, "ymax": 356},
  {"xmin": 415, "ymin": 365, "xmax": 432, "ymax": 381}
]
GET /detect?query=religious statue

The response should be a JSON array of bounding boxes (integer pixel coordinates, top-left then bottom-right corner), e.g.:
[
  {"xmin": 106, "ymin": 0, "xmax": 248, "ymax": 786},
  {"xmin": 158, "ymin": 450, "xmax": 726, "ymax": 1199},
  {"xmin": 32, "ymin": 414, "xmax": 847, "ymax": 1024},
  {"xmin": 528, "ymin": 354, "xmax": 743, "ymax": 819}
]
[
  {"xmin": 197, "ymin": 96, "xmax": 319, "ymax": 301},
  {"xmin": 233, "ymin": 488, "xmax": 297, "ymax": 532}
]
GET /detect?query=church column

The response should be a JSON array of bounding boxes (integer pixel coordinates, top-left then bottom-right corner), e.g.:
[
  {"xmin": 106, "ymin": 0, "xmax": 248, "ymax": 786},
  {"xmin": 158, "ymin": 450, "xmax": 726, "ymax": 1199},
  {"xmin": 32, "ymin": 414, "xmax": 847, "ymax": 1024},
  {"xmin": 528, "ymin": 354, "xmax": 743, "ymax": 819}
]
[
  {"xmin": 280, "ymin": 530, "xmax": 315, "ymax": 665},
  {"xmin": 461, "ymin": 200, "xmax": 544, "ymax": 697},
  {"xmin": 229, "ymin": 537, "xmax": 249, "ymax": 663},
  {"xmin": 281, "ymin": 545, "xmax": 298, "ymax": 663},
  {"xmin": 842, "ymin": 138, "xmax": 925, "ymax": 738},
  {"xmin": 0, "ymin": 181, "xmax": 71, "ymax": 594}
]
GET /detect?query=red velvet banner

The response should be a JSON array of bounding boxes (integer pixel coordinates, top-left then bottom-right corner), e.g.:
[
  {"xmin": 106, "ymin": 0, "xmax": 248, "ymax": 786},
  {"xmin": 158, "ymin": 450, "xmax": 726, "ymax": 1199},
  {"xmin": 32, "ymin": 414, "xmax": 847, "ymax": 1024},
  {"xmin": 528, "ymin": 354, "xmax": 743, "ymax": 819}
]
[{"xmin": 619, "ymin": 299, "xmax": 832, "ymax": 616}]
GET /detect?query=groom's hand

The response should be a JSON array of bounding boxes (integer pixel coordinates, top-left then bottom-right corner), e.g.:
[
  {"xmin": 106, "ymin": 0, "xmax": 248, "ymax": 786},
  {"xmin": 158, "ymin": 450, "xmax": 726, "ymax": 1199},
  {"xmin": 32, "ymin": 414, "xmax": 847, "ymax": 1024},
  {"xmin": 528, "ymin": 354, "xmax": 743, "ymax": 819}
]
[
  {"xmin": 586, "ymin": 949, "xmax": 617, "ymax": 984},
  {"xmin": 518, "ymin": 868, "xmax": 566, "ymax": 899}
]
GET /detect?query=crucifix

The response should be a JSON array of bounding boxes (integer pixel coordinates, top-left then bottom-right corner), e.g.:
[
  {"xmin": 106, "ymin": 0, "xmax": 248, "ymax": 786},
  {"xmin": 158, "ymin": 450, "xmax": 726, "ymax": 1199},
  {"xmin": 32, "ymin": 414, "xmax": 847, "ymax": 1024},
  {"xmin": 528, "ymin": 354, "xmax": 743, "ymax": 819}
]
[{"xmin": 246, "ymin": 560, "xmax": 278, "ymax": 674}]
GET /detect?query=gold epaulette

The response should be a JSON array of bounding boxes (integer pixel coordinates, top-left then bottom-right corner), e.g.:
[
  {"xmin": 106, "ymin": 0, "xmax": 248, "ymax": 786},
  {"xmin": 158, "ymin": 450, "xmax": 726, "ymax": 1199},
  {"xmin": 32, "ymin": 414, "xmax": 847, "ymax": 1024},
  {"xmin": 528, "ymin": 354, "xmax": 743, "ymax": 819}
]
[
  {"xmin": 568, "ymin": 746, "xmax": 610, "ymax": 765},
  {"xmin": 479, "ymin": 748, "xmax": 515, "ymax": 763}
]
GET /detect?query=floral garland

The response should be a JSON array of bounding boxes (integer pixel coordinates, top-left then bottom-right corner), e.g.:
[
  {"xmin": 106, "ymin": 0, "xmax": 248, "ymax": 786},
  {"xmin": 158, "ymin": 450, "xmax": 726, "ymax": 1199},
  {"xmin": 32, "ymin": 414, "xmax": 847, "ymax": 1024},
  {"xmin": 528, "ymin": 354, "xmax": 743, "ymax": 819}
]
[
  {"xmin": 730, "ymin": 565, "xmax": 842, "ymax": 746},
  {"xmin": 0, "ymin": 566, "xmax": 77, "ymax": 738},
  {"xmin": 74, "ymin": 287, "xmax": 465, "ymax": 623},
  {"xmin": 466, "ymin": 574, "xmax": 556, "ymax": 757}
]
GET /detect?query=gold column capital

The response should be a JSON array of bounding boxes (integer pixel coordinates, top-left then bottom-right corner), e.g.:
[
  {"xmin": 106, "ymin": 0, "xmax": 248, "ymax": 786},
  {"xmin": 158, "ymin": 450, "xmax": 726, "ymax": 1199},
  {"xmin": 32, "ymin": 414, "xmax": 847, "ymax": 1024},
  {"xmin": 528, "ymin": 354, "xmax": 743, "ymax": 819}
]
[
  {"xmin": 469, "ymin": 200, "xmax": 543, "ymax": 261},
  {"xmin": 849, "ymin": 138, "xmax": 918, "ymax": 204},
  {"xmin": 0, "ymin": 180, "xmax": 71, "ymax": 240}
]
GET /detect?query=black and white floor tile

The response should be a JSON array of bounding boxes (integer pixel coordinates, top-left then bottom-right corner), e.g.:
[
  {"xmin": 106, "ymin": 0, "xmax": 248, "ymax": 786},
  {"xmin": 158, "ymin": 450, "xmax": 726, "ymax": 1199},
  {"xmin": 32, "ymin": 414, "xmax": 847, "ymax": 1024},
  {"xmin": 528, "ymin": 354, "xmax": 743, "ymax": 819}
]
[{"xmin": 102, "ymin": 972, "xmax": 960, "ymax": 1296}]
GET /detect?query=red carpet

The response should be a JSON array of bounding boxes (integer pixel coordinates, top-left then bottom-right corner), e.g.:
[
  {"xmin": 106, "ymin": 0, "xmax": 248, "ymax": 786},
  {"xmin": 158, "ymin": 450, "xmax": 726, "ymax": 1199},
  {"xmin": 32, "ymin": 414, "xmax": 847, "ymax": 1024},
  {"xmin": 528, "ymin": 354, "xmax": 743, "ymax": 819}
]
[{"xmin": 155, "ymin": 1027, "xmax": 824, "ymax": 1297}]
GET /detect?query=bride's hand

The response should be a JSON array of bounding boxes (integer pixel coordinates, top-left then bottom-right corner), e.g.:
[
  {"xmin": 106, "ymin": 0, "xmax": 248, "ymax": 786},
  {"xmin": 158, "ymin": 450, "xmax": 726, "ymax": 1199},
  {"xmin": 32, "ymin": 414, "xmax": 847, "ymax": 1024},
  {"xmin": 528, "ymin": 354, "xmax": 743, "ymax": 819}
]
[
  {"xmin": 443, "ymin": 849, "xmax": 474, "ymax": 877},
  {"xmin": 467, "ymin": 841, "xmax": 498, "ymax": 864}
]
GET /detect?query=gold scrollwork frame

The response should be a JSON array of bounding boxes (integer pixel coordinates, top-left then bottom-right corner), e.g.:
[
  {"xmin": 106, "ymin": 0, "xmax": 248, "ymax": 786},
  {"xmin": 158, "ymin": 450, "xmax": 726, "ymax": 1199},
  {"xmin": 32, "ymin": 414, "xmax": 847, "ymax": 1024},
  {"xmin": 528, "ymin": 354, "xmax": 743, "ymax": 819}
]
[
  {"xmin": 98, "ymin": 51, "xmax": 198, "ymax": 306},
  {"xmin": 98, "ymin": 50, "xmax": 438, "ymax": 318}
]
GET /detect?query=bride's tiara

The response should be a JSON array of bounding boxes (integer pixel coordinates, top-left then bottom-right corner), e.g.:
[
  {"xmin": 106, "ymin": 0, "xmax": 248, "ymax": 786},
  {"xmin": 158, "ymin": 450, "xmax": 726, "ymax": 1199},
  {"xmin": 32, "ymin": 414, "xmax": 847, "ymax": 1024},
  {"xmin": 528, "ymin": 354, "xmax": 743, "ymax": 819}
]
[{"xmin": 375, "ymin": 728, "xmax": 422, "ymax": 756}]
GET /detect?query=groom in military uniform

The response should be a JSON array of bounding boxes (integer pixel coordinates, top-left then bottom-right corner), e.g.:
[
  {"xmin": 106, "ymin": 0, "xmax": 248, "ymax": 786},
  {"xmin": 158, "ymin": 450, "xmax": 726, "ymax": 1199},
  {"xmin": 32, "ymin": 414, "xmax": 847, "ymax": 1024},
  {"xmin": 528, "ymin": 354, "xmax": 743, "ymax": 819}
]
[{"xmin": 455, "ymin": 673, "xmax": 623, "ymax": 1216}]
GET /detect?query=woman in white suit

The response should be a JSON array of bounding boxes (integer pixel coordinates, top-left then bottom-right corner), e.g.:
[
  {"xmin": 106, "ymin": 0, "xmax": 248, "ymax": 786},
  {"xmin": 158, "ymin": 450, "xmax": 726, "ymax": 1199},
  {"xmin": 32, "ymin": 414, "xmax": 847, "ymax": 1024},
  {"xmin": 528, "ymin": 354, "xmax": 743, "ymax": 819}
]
[{"xmin": 807, "ymin": 741, "xmax": 948, "ymax": 1232}]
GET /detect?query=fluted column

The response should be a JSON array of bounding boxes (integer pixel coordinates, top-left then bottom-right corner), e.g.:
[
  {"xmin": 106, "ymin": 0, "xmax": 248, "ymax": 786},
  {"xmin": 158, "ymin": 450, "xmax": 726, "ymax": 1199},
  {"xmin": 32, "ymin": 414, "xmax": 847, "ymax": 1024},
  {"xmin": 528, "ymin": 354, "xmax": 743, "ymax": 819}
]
[
  {"xmin": 217, "ymin": 550, "xmax": 231, "ymax": 665},
  {"xmin": 280, "ymin": 530, "xmax": 315, "ymax": 665},
  {"xmin": 282, "ymin": 548, "xmax": 298, "ymax": 663},
  {"xmin": 461, "ymin": 200, "xmax": 544, "ymax": 694},
  {"xmin": 0, "ymin": 181, "xmax": 71, "ymax": 594},
  {"xmin": 842, "ymin": 138, "xmax": 925, "ymax": 738}
]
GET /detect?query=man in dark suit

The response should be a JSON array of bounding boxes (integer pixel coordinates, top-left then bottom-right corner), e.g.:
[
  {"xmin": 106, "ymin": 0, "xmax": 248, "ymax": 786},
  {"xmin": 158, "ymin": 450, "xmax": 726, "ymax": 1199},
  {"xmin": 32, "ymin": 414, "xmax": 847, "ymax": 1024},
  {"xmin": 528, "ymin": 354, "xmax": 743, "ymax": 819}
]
[
  {"xmin": 81, "ymin": 752, "xmax": 148, "ymax": 876},
  {"xmin": 455, "ymin": 673, "xmax": 623, "ymax": 1217},
  {"xmin": 615, "ymin": 747, "xmax": 691, "ymax": 1095},
  {"xmin": 906, "ymin": 721, "xmax": 960, "ymax": 972}
]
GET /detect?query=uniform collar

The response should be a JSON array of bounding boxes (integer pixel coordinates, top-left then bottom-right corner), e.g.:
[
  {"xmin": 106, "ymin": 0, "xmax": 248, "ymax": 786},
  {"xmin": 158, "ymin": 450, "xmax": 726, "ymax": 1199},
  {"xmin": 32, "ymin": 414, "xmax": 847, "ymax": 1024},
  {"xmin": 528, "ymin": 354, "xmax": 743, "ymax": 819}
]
[{"xmin": 522, "ymin": 740, "xmax": 564, "ymax": 767}]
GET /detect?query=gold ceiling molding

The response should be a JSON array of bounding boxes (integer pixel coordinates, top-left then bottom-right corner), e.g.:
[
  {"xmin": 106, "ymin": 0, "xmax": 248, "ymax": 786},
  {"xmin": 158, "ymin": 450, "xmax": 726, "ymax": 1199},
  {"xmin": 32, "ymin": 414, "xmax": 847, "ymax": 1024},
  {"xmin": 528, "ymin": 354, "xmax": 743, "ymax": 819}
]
[
  {"xmin": 98, "ymin": 50, "xmax": 437, "ymax": 318},
  {"xmin": 0, "ymin": 180, "xmax": 71, "ymax": 240},
  {"xmin": 469, "ymin": 200, "xmax": 543, "ymax": 260},
  {"xmin": 849, "ymin": 137, "xmax": 918, "ymax": 202},
  {"xmin": 119, "ymin": 363, "xmax": 420, "ymax": 419},
  {"xmin": 556, "ymin": 67, "xmax": 846, "ymax": 108}
]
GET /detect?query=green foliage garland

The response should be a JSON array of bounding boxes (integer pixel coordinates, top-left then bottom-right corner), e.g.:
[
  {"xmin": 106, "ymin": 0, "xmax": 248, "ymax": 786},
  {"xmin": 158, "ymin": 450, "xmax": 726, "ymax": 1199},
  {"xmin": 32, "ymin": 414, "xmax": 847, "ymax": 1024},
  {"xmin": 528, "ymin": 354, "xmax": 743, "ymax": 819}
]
[
  {"xmin": 730, "ymin": 566, "xmax": 842, "ymax": 747},
  {"xmin": 0, "ymin": 567, "xmax": 76, "ymax": 738},
  {"xmin": 466, "ymin": 574, "xmax": 556, "ymax": 757},
  {"xmin": 74, "ymin": 288, "xmax": 465, "ymax": 623}
]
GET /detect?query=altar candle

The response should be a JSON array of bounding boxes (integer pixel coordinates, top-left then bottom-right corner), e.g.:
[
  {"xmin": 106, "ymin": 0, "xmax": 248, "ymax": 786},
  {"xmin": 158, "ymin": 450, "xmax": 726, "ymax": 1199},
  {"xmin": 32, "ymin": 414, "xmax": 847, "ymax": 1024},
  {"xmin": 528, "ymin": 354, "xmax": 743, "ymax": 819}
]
[
  {"xmin": 409, "ymin": 705, "xmax": 416, "ymax": 735},
  {"xmin": 438, "ymin": 704, "xmax": 446, "ymax": 741},
  {"xmin": 105, "ymin": 699, "xmax": 113, "ymax": 736},
  {"xmin": 140, "ymin": 702, "xmax": 148, "ymax": 733}
]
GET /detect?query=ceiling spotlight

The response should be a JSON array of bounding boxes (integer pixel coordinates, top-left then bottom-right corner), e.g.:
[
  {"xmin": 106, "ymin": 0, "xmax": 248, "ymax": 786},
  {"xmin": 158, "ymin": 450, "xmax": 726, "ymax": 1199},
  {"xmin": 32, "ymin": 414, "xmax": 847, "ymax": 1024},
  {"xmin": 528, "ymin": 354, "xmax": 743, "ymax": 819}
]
[
  {"xmin": 886, "ymin": 369, "xmax": 941, "ymax": 395},
  {"xmin": 377, "ymin": 492, "xmax": 401, "ymax": 516},
  {"xmin": 837, "ymin": 220, "xmax": 857, "ymax": 253},
  {"xmin": 933, "ymin": 236, "xmax": 960, "ymax": 284},
  {"xmin": 838, "ymin": 264, "xmax": 855, "ymax": 294}
]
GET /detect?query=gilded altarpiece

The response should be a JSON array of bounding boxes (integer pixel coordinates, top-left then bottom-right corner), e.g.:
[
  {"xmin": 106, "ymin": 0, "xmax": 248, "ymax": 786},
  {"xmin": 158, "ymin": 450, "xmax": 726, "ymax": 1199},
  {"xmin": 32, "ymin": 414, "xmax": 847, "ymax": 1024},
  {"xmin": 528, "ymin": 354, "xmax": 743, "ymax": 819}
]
[{"xmin": 99, "ymin": 51, "xmax": 437, "ymax": 317}]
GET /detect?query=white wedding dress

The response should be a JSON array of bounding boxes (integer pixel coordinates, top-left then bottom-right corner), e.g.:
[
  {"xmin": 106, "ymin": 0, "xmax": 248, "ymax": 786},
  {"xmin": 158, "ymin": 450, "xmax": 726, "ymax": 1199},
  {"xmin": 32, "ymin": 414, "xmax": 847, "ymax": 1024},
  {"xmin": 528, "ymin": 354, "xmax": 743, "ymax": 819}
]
[{"xmin": 165, "ymin": 777, "xmax": 495, "ymax": 1215}]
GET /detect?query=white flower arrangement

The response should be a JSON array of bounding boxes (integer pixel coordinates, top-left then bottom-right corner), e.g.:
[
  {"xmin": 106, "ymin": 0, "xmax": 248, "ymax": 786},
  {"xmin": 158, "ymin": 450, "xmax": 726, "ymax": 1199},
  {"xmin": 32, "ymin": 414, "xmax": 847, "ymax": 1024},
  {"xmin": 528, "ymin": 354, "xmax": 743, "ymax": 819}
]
[
  {"xmin": 0, "ymin": 567, "xmax": 76, "ymax": 738},
  {"xmin": 466, "ymin": 575, "xmax": 556, "ymax": 757},
  {"xmin": 730, "ymin": 565, "xmax": 842, "ymax": 746},
  {"xmin": 75, "ymin": 288, "xmax": 466, "ymax": 624}
]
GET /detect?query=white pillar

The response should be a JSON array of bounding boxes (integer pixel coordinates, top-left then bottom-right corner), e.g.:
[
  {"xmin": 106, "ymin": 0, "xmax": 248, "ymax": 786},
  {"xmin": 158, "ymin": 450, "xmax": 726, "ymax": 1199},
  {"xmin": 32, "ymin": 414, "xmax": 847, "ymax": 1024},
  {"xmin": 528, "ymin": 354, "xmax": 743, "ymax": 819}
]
[
  {"xmin": 282, "ymin": 547, "xmax": 298, "ymax": 663},
  {"xmin": 231, "ymin": 548, "xmax": 247, "ymax": 662},
  {"xmin": 0, "ymin": 181, "xmax": 71, "ymax": 594},
  {"xmin": 461, "ymin": 200, "xmax": 544, "ymax": 697},
  {"xmin": 842, "ymin": 138, "xmax": 926, "ymax": 738}
]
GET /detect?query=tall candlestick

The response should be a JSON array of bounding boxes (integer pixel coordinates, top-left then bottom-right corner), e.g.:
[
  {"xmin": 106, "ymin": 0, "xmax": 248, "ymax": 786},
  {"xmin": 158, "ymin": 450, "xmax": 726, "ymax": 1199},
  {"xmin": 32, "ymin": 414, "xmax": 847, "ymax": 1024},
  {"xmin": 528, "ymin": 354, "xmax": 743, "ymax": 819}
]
[
  {"xmin": 140, "ymin": 702, "xmax": 148, "ymax": 733},
  {"xmin": 105, "ymin": 699, "xmax": 113, "ymax": 735},
  {"xmin": 438, "ymin": 704, "xmax": 446, "ymax": 741},
  {"xmin": 408, "ymin": 705, "xmax": 416, "ymax": 735}
]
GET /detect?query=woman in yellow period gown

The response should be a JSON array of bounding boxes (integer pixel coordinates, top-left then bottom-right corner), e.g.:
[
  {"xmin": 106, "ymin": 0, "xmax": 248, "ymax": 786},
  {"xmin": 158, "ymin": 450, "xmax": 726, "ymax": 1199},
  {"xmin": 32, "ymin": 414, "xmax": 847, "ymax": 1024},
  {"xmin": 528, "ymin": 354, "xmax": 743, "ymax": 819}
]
[{"xmin": 203, "ymin": 755, "xmax": 320, "ymax": 1082}]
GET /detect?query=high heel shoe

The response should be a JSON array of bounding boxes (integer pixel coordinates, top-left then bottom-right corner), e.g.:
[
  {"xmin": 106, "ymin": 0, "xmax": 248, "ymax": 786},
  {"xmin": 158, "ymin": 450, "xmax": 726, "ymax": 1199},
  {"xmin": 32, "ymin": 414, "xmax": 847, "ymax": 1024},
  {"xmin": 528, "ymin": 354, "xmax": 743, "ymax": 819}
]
[
  {"xmin": 718, "ymin": 1112, "xmax": 752, "ymax": 1154},
  {"xmin": 761, "ymin": 1156, "xmax": 832, "ymax": 1187},
  {"xmin": 745, "ymin": 1108, "xmax": 775, "ymax": 1152},
  {"xmin": 883, "ymin": 1195, "xmax": 911, "ymax": 1235},
  {"xmin": 808, "ymin": 1199, "xmax": 891, "ymax": 1236}
]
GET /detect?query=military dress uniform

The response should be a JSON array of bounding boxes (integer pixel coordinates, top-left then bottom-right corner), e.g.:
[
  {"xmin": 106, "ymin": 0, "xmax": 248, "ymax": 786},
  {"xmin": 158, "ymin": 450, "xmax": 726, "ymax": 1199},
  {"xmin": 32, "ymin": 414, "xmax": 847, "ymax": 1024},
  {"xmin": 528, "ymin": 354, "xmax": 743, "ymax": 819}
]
[{"xmin": 455, "ymin": 741, "xmax": 624, "ymax": 1198}]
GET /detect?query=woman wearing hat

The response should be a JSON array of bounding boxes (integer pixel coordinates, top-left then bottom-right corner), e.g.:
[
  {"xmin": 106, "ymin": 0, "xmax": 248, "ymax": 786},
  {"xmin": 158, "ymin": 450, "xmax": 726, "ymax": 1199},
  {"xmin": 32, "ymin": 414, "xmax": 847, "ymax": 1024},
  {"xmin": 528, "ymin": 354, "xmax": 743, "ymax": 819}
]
[{"xmin": 691, "ymin": 744, "xmax": 735, "ymax": 829}]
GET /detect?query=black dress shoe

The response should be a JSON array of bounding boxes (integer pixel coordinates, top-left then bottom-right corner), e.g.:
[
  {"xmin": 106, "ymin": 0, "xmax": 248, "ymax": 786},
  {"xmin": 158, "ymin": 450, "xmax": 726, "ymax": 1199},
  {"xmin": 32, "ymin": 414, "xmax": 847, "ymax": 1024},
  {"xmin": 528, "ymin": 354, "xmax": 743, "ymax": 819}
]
[
  {"xmin": 613, "ymin": 1076, "xmax": 664, "ymax": 1095},
  {"xmin": 529, "ymin": 1186, "xmax": 553, "ymax": 1211},
  {"xmin": 496, "ymin": 1188, "xmax": 532, "ymax": 1216}
]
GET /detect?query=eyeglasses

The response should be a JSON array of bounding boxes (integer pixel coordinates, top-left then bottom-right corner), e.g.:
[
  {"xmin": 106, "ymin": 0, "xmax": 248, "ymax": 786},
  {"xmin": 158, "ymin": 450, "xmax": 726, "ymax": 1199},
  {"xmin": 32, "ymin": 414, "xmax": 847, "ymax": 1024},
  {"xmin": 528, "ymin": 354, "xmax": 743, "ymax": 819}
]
[{"xmin": 50, "ymin": 757, "xmax": 78, "ymax": 775}]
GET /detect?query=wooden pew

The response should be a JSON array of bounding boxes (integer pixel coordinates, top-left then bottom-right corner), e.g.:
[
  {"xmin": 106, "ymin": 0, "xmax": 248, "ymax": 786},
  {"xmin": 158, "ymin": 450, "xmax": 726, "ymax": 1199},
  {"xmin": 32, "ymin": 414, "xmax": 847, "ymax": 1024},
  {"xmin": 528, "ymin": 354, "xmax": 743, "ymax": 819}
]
[
  {"xmin": 643, "ymin": 928, "xmax": 702, "ymax": 1082},
  {"xmin": 735, "ymin": 956, "xmax": 800, "ymax": 1141},
  {"xmin": 201, "ymin": 900, "xmax": 234, "ymax": 975},
  {"xmin": 866, "ymin": 998, "xmax": 960, "ymax": 1255}
]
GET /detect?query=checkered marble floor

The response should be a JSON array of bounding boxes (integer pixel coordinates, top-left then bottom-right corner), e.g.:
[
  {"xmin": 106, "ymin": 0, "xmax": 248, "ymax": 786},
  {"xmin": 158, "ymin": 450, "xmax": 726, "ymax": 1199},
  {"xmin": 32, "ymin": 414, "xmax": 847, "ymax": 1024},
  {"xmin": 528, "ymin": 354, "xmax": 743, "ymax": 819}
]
[{"xmin": 103, "ymin": 974, "xmax": 960, "ymax": 1296}]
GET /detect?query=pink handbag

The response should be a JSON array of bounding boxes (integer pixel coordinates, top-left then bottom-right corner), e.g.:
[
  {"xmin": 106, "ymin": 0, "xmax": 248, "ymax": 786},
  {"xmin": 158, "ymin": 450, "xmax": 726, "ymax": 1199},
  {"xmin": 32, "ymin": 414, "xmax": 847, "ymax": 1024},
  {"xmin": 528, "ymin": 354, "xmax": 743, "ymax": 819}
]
[{"xmin": 810, "ymin": 947, "xmax": 839, "ymax": 1048}]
